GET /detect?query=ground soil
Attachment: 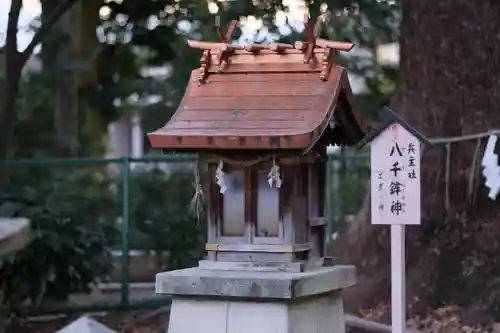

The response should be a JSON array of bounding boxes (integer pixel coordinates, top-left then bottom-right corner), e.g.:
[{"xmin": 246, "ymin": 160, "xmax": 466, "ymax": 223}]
[
  {"xmin": 8, "ymin": 305, "xmax": 498, "ymax": 333},
  {"xmin": 6, "ymin": 308, "xmax": 170, "ymax": 333}
]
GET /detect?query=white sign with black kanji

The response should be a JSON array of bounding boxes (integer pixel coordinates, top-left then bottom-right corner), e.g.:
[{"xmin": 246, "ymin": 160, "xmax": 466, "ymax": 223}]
[{"xmin": 370, "ymin": 123, "xmax": 421, "ymax": 225}]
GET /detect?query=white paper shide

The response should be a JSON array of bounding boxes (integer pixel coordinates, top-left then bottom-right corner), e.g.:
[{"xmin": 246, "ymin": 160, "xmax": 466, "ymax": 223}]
[
  {"xmin": 481, "ymin": 135, "xmax": 500, "ymax": 200},
  {"xmin": 268, "ymin": 158, "xmax": 282, "ymax": 188},
  {"xmin": 215, "ymin": 160, "xmax": 227, "ymax": 194}
]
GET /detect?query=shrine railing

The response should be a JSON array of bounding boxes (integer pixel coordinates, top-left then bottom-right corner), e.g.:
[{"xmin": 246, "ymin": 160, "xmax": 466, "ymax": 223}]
[{"xmin": 0, "ymin": 151, "xmax": 368, "ymax": 315}]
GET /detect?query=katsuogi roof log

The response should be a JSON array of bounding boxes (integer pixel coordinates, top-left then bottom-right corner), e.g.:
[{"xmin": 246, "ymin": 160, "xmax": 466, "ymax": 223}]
[{"xmin": 148, "ymin": 19, "xmax": 368, "ymax": 152}]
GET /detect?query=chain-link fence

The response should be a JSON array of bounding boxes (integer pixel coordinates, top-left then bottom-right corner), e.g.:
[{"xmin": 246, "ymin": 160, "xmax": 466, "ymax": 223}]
[{"xmin": 0, "ymin": 152, "xmax": 368, "ymax": 315}]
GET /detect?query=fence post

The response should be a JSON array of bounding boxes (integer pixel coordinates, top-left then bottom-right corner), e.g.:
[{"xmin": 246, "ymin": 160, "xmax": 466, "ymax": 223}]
[
  {"xmin": 331, "ymin": 150, "xmax": 342, "ymax": 237},
  {"xmin": 338, "ymin": 146, "xmax": 346, "ymax": 227},
  {"xmin": 326, "ymin": 148, "xmax": 343, "ymax": 243},
  {"xmin": 120, "ymin": 157, "xmax": 130, "ymax": 308},
  {"xmin": 326, "ymin": 154, "xmax": 333, "ymax": 244}
]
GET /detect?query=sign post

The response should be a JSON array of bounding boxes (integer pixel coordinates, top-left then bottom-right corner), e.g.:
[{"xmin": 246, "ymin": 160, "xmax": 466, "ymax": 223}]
[
  {"xmin": 390, "ymin": 224, "xmax": 405, "ymax": 333},
  {"xmin": 357, "ymin": 107, "xmax": 430, "ymax": 333}
]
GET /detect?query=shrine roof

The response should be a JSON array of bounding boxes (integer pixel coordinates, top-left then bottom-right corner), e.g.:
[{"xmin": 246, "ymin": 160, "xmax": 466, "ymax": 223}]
[
  {"xmin": 148, "ymin": 25, "xmax": 368, "ymax": 151},
  {"xmin": 356, "ymin": 107, "xmax": 431, "ymax": 148}
]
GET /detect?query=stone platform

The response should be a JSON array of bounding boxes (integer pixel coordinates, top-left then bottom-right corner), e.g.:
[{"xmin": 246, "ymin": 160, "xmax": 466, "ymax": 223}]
[
  {"xmin": 0, "ymin": 218, "xmax": 30, "ymax": 256},
  {"xmin": 157, "ymin": 265, "xmax": 356, "ymax": 333}
]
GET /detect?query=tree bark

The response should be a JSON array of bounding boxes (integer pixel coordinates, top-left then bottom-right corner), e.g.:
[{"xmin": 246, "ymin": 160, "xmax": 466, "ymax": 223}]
[
  {"xmin": 41, "ymin": 0, "xmax": 103, "ymax": 156},
  {"xmin": 332, "ymin": 0, "xmax": 500, "ymax": 321},
  {"xmin": 79, "ymin": 0, "xmax": 107, "ymax": 155},
  {"xmin": 53, "ymin": 7, "xmax": 79, "ymax": 157},
  {"xmin": 0, "ymin": 0, "xmax": 80, "ymax": 160},
  {"xmin": 0, "ymin": 0, "xmax": 24, "ymax": 161}
]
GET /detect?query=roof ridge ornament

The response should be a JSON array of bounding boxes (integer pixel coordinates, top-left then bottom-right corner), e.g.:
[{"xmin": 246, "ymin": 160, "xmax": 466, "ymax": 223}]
[
  {"xmin": 305, "ymin": 12, "xmax": 349, "ymax": 81},
  {"xmin": 215, "ymin": 17, "xmax": 238, "ymax": 72},
  {"xmin": 314, "ymin": 13, "xmax": 333, "ymax": 81},
  {"xmin": 303, "ymin": 14, "xmax": 317, "ymax": 65},
  {"xmin": 215, "ymin": 16, "xmax": 238, "ymax": 44},
  {"xmin": 198, "ymin": 49, "xmax": 211, "ymax": 84},
  {"xmin": 189, "ymin": 15, "xmax": 355, "ymax": 82}
]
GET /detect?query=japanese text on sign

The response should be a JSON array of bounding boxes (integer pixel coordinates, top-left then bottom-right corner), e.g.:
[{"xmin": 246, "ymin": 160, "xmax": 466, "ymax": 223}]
[{"xmin": 370, "ymin": 124, "xmax": 421, "ymax": 225}]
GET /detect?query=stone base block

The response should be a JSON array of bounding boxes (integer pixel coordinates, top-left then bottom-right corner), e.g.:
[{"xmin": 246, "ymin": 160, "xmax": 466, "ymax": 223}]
[
  {"xmin": 158, "ymin": 266, "xmax": 355, "ymax": 333},
  {"xmin": 156, "ymin": 265, "xmax": 355, "ymax": 300},
  {"xmin": 198, "ymin": 257, "xmax": 330, "ymax": 273},
  {"xmin": 168, "ymin": 292, "xmax": 345, "ymax": 333}
]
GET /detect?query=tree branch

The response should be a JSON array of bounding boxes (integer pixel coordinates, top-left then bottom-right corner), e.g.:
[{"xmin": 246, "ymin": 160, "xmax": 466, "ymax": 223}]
[
  {"xmin": 6, "ymin": 0, "xmax": 22, "ymax": 55},
  {"xmin": 21, "ymin": 0, "xmax": 80, "ymax": 63},
  {"xmin": 0, "ymin": 0, "xmax": 80, "ymax": 161}
]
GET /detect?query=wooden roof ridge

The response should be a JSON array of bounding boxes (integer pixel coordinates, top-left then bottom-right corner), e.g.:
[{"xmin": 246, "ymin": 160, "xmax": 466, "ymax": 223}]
[
  {"xmin": 187, "ymin": 39, "xmax": 354, "ymax": 54},
  {"xmin": 191, "ymin": 16, "xmax": 355, "ymax": 84}
]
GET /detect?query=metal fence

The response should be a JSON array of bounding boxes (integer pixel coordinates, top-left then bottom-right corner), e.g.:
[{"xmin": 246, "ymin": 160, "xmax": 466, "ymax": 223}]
[
  {"xmin": 0, "ymin": 152, "xmax": 368, "ymax": 315},
  {"xmin": 327, "ymin": 149, "xmax": 370, "ymax": 240}
]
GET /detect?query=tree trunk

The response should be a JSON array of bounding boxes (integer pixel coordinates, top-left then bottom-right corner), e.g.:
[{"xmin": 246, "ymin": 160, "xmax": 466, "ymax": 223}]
[
  {"xmin": 78, "ymin": 0, "xmax": 107, "ymax": 155},
  {"xmin": 43, "ymin": 2, "xmax": 79, "ymax": 157},
  {"xmin": 0, "ymin": 0, "xmax": 23, "ymax": 161},
  {"xmin": 40, "ymin": 0, "xmax": 59, "ymax": 67},
  {"xmin": 0, "ymin": 0, "xmax": 80, "ymax": 161},
  {"xmin": 0, "ymin": 63, "xmax": 22, "ymax": 160},
  {"xmin": 332, "ymin": 0, "xmax": 500, "ymax": 321},
  {"xmin": 42, "ymin": 0, "xmax": 103, "ymax": 156}
]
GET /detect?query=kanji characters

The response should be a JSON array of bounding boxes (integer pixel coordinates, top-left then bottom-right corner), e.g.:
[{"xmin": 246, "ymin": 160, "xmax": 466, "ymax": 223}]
[
  {"xmin": 390, "ymin": 161, "xmax": 403, "ymax": 177},
  {"xmin": 389, "ymin": 181, "xmax": 404, "ymax": 196},
  {"xmin": 407, "ymin": 143, "xmax": 416, "ymax": 154},
  {"xmin": 390, "ymin": 142, "xmax": 403, "ymax": 157},
  {"xmin": 406, "ymin": 141, "xmax": 418, "ymax": 180},
  {"xmin": 390, "ymin": 200, "xmax": 404, "ymax": 215}
]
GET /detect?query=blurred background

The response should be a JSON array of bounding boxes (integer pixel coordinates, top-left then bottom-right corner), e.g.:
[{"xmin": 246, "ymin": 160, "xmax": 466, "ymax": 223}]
[{"xmin": 1, "ymin": 0, "xmax": 499, "ymax": 331}]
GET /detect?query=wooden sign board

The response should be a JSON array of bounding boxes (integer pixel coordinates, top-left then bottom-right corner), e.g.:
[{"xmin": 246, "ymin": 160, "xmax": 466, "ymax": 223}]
[{"xmin": 370, "ymin": 123, "xmax": 421, "ymax": 225}]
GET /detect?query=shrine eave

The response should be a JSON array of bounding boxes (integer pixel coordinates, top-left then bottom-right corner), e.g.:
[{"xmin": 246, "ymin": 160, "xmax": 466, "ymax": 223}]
[
  {"xmin": 148, "ymin": 132, "xmax": 314, "ymax": 150},
  {"xmin": 147, "ymin": 66, "xmax": 367, "ymax": 151}
]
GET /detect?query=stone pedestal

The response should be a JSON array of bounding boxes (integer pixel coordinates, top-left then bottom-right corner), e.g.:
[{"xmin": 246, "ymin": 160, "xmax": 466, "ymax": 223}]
[
  {"xmin": 0, "ymin": 218, "xmax": 30, "ymax": 256},
  {"xmin": 156, "ymin": 265, "xmax": 355, "ymax": 333}
]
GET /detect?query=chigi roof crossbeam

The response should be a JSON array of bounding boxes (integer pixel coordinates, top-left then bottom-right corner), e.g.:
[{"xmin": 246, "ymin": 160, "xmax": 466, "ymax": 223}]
[{"xmin": 190, "ymin": 15, "xmax": 355, "ymax": 84}]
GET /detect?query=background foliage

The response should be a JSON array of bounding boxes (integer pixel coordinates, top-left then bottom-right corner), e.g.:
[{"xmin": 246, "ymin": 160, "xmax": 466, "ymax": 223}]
[
  {"xmin": 0, "ymin": 160, "xmax": 205, "ymax": 311},
  {"xmin": 0, "ymin": 0, "xmax": 398, "ymax": 314}
]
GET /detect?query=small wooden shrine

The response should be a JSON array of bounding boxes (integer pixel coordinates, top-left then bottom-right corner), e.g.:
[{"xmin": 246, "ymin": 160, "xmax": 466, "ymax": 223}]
[{"xmin": 148, "ymin": 18, "xmax": 367, "ymax": 272}]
